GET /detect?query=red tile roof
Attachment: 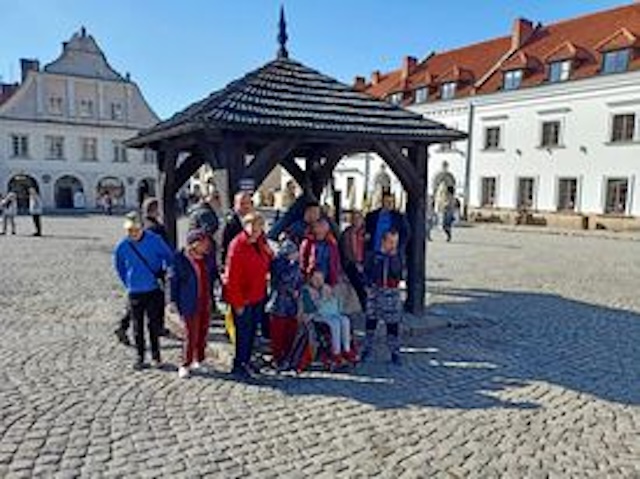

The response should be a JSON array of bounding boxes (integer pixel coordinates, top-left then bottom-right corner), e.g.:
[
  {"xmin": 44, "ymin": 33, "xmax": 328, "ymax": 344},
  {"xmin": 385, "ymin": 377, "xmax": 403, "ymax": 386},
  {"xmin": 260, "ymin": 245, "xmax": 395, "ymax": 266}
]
[{"xmin": 363, "ymin": 3, "xmax": 640, "ymax": 103}]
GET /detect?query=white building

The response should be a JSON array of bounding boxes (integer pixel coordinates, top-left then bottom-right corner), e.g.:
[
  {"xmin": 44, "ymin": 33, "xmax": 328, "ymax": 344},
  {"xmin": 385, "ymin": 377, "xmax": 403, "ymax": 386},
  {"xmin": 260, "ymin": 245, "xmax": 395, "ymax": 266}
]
[
  {"xmin": 0, "ymin": 27, "xmax": 159, "ymax": 211},
  {"xmin": 358, "ymin": 2, "xmax": 640, "ymax": 229}
]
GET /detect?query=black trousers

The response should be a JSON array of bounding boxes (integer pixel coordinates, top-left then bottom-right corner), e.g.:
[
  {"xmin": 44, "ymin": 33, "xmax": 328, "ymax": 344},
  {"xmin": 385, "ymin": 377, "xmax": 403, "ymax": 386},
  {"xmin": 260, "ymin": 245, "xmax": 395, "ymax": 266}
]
[
  {"xmin": 233, "ymin": 303, "xmax": 262, "ymax": 370},
  {"xmin": 32, "ymin": 215, "xmax": 42, "ymax": 236},
  {"xmin": 129, "ymin": 289, "xmax": 164, "ymax": 363}
]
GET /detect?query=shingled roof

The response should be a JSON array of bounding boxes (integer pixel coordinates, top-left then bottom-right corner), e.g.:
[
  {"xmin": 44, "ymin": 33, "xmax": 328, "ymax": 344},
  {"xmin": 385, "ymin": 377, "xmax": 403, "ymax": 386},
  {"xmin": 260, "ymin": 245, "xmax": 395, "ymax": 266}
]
[{"xmin": 126, "ymin": 56, "xmax": 465, "ymax": 147}]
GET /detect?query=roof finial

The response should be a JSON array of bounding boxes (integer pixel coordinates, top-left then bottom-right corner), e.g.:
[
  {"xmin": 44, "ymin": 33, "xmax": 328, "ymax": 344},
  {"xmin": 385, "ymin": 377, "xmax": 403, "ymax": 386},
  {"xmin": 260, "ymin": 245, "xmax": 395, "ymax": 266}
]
[{"xmin": 277, "ymin": 5, "xmax": 289, "ymax": 59}]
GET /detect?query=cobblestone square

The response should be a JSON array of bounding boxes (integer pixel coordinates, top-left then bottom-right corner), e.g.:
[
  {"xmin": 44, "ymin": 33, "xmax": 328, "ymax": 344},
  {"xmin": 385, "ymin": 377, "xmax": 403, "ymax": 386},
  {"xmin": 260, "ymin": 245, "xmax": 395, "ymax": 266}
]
[{"xmin": 0, "ymin": 216, "xmax": 638, "ymax": 478}]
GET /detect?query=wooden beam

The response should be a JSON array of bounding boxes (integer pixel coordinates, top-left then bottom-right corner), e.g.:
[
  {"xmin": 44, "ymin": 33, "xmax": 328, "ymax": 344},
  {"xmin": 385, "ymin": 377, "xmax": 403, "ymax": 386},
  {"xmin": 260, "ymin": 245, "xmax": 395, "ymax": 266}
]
[
  {"xmin": 282, "ymin": 156, "xmax": 311, "ymax": 197},
  {"xmin": 158, "ymin": 148, "xmax": 179, "ymax": 247},
  {"xmin": 372, "ymin": 140, "xmax": 420, "ymax": 196},
  {"xmin": 175, "ymin": 154, "xmax": 205, "ymax": 190},
  {"xmin": 244, "ymin": 138, "xmax": 299, "ymax": 189},
  {"xmin": 405, "ymin": 144, "xmax": 428, "ymax": 315},
  {"xmin": 219, "ymin": 136, "xmax": 247, "ymax": 206}
]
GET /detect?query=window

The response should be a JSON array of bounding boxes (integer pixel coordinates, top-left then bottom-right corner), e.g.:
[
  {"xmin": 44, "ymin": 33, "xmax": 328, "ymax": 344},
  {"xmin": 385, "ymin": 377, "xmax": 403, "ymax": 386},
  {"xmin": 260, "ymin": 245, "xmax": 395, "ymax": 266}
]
[
  {"xmin": 484, "ymin": 126, "xmax": 501, "ymax": 150},
  {"xmin": 557, "ymin": 178, "xmax": 577, "ymax": 212},
  {"xmin": 10, "ymin": 135, "xmax": 29, "ymax": 158},
  {"xmin": 541, "ymin": 121, "xmax": 562, "ymax": 148},
  {"xmin": 110, "ymin": 102, "xmax": 123, "ymax": 120},
  {"xmin": 481, "ymin": 177, "xmax": 497, "ymax": 207},
  {"xmin": 441, "ymin": 82, "xmax": 456, "ymax": 100},
  {"xmin": 46, "ymin": 135, "xmax": 65, "ymax": 160},
  {"xmin": 415, "ymin": 87, "xmax": 428, "ymax": 104},
  {"xmin": 142, "ymin": 148, "xmax": 156, "ymax": 164},
  {"xmin": 503, "ymin": 69, "xmax": 523, "ymax": 91},
  {"xmin": 517, "ymin": 177, "xmax": 535, "ymax": 209},
  {"xmin": 113, "ymin": 141, "xmax": 128, "ymax": 163},
  {"xmin": 48, "ymin": 96, "xmax": 64, "ymax": 115},
  {"xmin": 79, "ymin": 99, "xmax": 94, "ymax": 117},
  {"xmin": 388, "ymin": 92, "xmax": 403, "ymax": 105},
  {"xmin": 611, "ymin": 114, "xmax": 636, "ymax": 142},
  {"xmin": 81, "ymin": 137, "xmax": 98, "ymax": 161},
  {"xmin": 549, "ymin": 60, "xmax": 571, "ymax": 83},
  {"xmin": 605, "ymin": 178, "xmax": 628, "ymax": 214},
  {"xmin": 602, "ymin": 49, "xmax": 630, "ymax": 75}
]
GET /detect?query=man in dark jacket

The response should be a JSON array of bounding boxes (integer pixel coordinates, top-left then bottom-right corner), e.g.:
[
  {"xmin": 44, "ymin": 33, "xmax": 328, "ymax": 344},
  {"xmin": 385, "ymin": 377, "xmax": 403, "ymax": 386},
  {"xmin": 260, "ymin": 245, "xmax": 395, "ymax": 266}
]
[{"xmin": 365, "ymin": 190, "xmax": 410, "ymax": 257}]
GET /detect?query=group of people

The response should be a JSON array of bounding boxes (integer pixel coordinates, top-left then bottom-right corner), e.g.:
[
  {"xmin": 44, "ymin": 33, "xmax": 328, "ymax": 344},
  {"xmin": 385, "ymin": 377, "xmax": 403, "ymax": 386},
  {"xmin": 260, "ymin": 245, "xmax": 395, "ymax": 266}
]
[
  {"xmin": 0, "ymin": 187, "xmax": 44, "ymax": 236},
  {"xmin": 113, "ymin": 188, "xmax": 412, "ymax": 380}
]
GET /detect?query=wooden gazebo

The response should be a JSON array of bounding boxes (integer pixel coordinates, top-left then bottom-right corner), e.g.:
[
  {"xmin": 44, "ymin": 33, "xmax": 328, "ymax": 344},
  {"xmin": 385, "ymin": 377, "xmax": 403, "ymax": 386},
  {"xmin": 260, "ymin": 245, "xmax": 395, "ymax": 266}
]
[{"xmin": 125, "ymin": 11, "xmax": 466, "ymax": 314}]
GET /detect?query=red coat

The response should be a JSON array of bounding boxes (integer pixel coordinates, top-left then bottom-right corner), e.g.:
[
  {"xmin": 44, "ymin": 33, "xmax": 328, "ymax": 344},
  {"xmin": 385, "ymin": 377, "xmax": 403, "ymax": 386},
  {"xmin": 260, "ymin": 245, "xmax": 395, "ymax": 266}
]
[
  {"xmin": 224, "ymin": 232, "xmax": 272, "ymax": 309},
  {"xmin": 300, "ymin": 236, "xmax": 341, "ymax": 286}
]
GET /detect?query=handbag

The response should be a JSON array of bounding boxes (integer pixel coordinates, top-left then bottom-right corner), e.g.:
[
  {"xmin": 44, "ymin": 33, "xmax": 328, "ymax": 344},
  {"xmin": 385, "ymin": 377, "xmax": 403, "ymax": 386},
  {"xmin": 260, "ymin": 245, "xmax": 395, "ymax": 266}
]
[{"xmin": 127, "ymin": 241, "xmax": 165, "ymax": 290}]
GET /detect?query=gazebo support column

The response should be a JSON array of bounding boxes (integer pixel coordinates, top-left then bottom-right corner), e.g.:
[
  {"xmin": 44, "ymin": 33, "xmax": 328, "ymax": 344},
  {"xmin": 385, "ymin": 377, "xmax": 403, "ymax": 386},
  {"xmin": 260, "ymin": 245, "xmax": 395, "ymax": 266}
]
[
  {"xmin": 158, "ymin": 148, "xmax": 179, "ymax": 247},
  {"xmin": 405, "ymin": 145, "xmax": 428, "ymax": 315}
]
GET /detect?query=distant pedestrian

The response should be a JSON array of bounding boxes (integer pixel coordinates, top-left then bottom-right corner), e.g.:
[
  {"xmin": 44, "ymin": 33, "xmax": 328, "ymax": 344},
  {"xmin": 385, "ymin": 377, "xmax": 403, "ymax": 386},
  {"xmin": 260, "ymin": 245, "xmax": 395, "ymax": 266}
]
[
  {"xmin": 114, "ymin": 212, "xmax": 174, "ymax": 370},
  {"xmin": 1, "ymin": 192, "xmax": 17, "ymax": 235},
  {"xmin": 28, "ymin": 188, "xmax": 43, "ymax": 236},
  {"xmin": 442, "ymin": 186, "xmax": 456, "ymax": 242},
  {"xmin": 170, "ymin": 229, "xmax": 218, "ymax": 379},
  {"xmin": 362, "ymin": 229, "xmax": 404, "ymax": 365},
  {"xmin": 224, "ymin": 212, "xmax": 273, "ymax": 380}
]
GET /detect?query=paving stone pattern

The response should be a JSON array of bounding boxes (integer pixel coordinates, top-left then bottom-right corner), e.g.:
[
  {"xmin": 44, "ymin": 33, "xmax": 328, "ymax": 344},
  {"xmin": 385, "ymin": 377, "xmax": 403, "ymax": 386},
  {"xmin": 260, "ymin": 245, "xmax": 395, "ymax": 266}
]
[{"xmin": 0, "ymin": 216, "xmax": 638, "ymax": 478}]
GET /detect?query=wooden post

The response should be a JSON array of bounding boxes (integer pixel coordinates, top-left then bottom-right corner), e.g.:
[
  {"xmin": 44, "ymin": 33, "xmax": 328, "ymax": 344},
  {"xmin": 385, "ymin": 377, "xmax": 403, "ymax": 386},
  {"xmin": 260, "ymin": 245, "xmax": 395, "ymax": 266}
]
[
  {"xmin": 405, "ymin": 144, "xmax": 428, "ymax": 315},
  {"xmin": 220, "ymin": 136, "xmax": 246, "ymax": 206},
  {"xmin": 158, "ymin": 148, "xmax": 178, "ymax": 247}
]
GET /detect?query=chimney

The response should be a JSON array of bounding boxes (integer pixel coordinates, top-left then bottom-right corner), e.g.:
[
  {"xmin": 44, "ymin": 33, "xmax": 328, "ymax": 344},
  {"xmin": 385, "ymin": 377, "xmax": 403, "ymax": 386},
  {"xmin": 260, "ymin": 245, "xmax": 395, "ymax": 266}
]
[
  {"xmin": 353, "ymin": 76, "xmax": 367, "ymax": 91},
  {"xmin": 20, "ymin": 58, "xmax": 40, "ymax": 82},
  {"xmin": 371, "ymin": 70, "xmax": 382, "ymax": 85},
  {"xmin": 402, "ymin": 56, "xmax": 417, "ymax": 80},
  {"xmin": 512, "ymin": 18, "xmax": 534, "ymax": 50}
]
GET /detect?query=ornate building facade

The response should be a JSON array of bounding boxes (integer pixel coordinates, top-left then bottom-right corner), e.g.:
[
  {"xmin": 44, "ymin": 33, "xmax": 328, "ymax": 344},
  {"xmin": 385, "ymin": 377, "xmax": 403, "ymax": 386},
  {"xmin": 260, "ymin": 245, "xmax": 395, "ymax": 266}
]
[{"xmin": 0, "ymin": 28, "xmax": 159, "ymax": 211}]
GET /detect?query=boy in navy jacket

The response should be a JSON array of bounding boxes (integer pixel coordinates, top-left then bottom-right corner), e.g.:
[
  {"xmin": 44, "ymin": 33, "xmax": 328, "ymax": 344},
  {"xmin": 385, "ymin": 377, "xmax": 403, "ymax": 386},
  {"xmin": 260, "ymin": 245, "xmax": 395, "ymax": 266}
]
[{"xmin": 362, "ymin": 229, "xmax": 404, "ymax": 365}]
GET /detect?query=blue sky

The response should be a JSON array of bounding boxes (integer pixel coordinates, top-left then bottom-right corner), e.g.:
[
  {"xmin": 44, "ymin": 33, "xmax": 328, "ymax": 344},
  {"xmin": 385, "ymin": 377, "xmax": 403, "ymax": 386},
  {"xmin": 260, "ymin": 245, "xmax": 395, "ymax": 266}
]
[{"xmin": 0, "ymin": 0, "xmax": 628, "ymax": 119}]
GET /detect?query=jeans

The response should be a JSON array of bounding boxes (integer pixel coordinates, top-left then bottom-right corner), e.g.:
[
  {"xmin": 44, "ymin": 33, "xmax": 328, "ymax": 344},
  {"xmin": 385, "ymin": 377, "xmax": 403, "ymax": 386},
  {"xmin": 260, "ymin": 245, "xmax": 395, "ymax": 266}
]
[
  {"xmin": 129, "ymin": 289, "xmax": 165, "ymax": 363},
  {"xmin": 315, "ymin": 314, "xmax": 351, "ymax": 355},
  {"xmin": 2, "ymin": 215, "xmax": 16, "ymax": 234},
  {"xmin": 233, "ymin": 303, "xmax": 262, "ymax": 370}
]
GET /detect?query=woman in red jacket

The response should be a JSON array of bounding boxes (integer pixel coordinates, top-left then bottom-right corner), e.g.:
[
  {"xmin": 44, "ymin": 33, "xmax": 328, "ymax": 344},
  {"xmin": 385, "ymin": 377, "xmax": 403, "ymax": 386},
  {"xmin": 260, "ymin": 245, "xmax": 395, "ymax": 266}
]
[{"xmin": 224, "ymin": 212, "xmax": 273, "ymax": 379}]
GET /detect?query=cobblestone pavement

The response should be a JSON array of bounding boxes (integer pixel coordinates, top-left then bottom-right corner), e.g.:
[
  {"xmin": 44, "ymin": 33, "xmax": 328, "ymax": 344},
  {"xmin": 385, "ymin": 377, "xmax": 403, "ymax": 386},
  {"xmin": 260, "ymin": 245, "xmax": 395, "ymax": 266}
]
[{"xmin": 0, "ymin": 216, "xmax": 638, "ymax": 478}]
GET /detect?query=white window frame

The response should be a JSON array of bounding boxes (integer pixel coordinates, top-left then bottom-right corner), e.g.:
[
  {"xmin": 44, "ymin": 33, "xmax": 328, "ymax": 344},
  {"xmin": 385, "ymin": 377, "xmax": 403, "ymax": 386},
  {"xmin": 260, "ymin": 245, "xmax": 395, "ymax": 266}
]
[
  {"xmin": 110, "ymin": 102, "xmax": 123, "ymax": 120},
  {"xmin": 79, "ymin": 98, "xmax": 94, "ymax": 118},
  {"xmin": 112, "ymin": 140, "xmax": 128, "ymax": 163},
  {"xmin": 483, "ymin": 125, "xmax": 503, "ymax": 151},
  {"xmin": 609, "ymin": 112, "xmax": 637, "ymax": 143},
  {"xmin": 602, "ymin": 49, "xmax": 630, "ymax": 75},
  {"xmin": 388, "ymin": 92, "xmax": 403, "ymax": 105},
  {"xmin": 540, "ymin": 119, "xmax": 564, "ymax": 148},
  {"xmin": 48, "ymin": 96, "xmax": 64, "ymax": 115},
  {"xmin": 480, "ymin": 177, "xmax": 498, "ymax": 207},
  {"xmin": 548, "ymin": 60, "xmax": 571, "ymax": 83},
  {"xmin": 415, "ymin": 87, "xmax": 428, "ymax": 104},
  {"xmin": 556, "ymin": 177, "xmax": 578, "ymax": 212},
  {"xmin": 45, "ymin": 135, "xmax": 65, "ymax": 160},
  {"xmin": 441, "ymin": 82, "xmax": 456, "ymax": 100},
  {"xmin": 603, "ymin": 176, "xmax": 630, "ymax": 215},
  {"xmin": 10, "ymin": 134, "xmax": 29, "ymax": 158},
  {"xmin": 80, "ymin": 137, "xmax": 98, "ymax": 162},
  {"xmin": 503, "ymin": 69, "xmax": 523, "ymax": 91}
]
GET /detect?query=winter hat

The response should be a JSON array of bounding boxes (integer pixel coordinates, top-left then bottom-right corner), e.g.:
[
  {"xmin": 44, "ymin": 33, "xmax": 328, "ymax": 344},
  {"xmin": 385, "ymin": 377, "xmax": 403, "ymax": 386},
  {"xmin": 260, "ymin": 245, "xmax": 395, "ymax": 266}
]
[
  {"xmin": 278, "ymin": 239, "xmax": 298, "ymax": 258},
  {"xmin": 123, "ymin": 211, "xmax": 142, "ymax": 230},
  {"xmin": 186, "ymin": 228, "xmax": 208, "ymax": 246}
]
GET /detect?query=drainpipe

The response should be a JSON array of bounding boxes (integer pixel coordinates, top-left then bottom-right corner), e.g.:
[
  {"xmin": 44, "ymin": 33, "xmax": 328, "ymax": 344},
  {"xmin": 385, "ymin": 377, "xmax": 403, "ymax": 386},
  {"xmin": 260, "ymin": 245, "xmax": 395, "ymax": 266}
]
[{"xmin": 463, "ymin": 102, "xmax": 475, "ymax": 220}]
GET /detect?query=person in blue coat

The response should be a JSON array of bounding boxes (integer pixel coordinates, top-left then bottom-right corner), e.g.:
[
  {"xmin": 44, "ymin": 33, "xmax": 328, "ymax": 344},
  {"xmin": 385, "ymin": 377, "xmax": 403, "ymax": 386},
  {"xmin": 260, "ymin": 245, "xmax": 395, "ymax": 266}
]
[
  {"xmin": 365, "ymin": 190, "xmax": 410, "ymax": 257},
  {"xmin": 114, "ymin": 212, "xmax": 174, "ymax": 370},
  {"xmin": 169, "ymin": 229, "xmax": 218, "ymax": 378}
]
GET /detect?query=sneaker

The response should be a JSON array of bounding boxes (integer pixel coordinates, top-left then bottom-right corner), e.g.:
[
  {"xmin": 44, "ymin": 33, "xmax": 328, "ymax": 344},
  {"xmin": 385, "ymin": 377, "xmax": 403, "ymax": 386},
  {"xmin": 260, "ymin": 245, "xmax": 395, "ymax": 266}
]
[
  {"xmin": 342, "ymin": 350, "xmax": 359, "ymax": 365},
  {"xmin": 191, "ymin": 361, "xmax": 202, "ymax": 371},
  {"xmin": 178, "ymin": 366, "xmax": 190, "ymax": 379},
  {"xmin": 230, "ymin": 365, "xmax": 253, "ymax": 382},
  {"xmin": 133, "ymin": 361, "xmax": 147, "ymax": 371},
  {"xmin": 390, "ymin": 352, "xmax": 402, "ymax": 366},
  {"xmin": 114, "ymin": 328, "xmax": 130, "ymax": 346},
  {"xmin": 151, "ymin": 359, "xmax": 163, "ymax": 369}
]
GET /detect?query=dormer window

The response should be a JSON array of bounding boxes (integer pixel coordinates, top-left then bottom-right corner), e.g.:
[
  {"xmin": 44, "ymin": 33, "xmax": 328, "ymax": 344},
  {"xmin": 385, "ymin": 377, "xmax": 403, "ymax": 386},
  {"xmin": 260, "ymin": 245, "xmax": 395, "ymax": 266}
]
[
  {"xmin": 503, "ymin": 69, "xmax": 523, "ymax": 90},
  {"xmin": 388, "ymin": 92, "xmax": 403, "ymax": 105},
  {"xmin": 110, "ymin": 102, "xmax": 123, "ymax": 120},
  {"xmin": 441, "ymin": 82, "xmax": 456, "ymax": 100},
  {"xmin": 79, "ymin": 99, "xmax": 94, "ymax": 117},
  {"xmin": 415, "ymin": 87, "xmax": 428, "ymax": 104},
  {"xmin": 549, "ymin": 60, "xmax": 571, "ymax": 83},
  {"xmin": 602, "ymin": 49, "xmax": 630, "ymax": 74}
]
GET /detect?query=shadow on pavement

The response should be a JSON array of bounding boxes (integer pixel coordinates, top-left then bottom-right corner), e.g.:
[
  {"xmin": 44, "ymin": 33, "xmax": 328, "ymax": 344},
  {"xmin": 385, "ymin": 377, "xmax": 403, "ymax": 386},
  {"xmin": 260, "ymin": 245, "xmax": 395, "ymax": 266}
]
[{"xmin": 234, "ymin": 287, "xmax": 640, "ymax": 410}]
